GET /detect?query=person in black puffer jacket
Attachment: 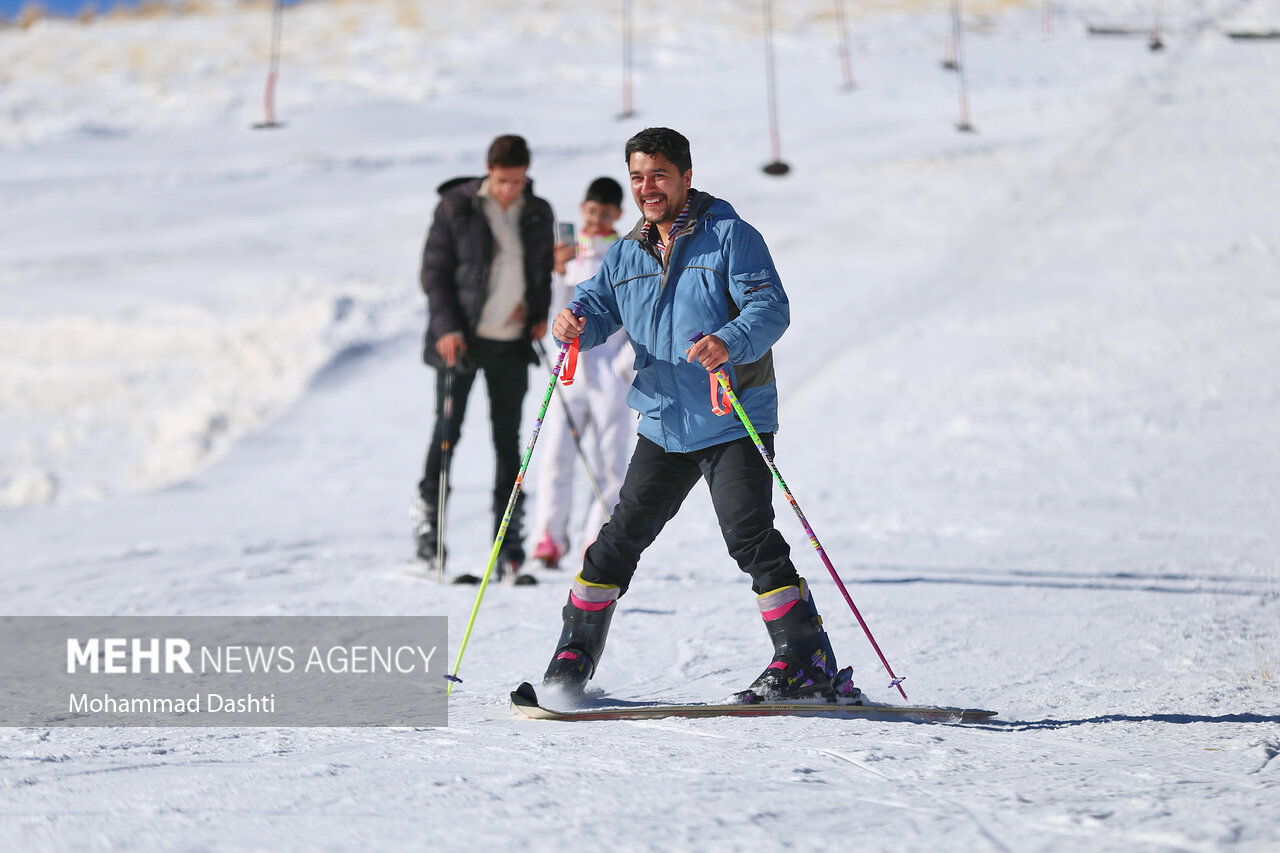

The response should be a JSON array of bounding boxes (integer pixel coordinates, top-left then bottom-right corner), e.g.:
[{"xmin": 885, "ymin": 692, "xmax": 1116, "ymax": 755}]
[{"xmin": 413, "ymin": 134, "xmax": 555, "ymax": 579}]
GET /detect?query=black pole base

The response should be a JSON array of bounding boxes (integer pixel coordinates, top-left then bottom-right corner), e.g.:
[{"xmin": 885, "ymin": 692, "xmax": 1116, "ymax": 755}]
[
  {"xmin": 762, "ymin": 161, "xmax": 791, "ymax": 176},
  {"xmin": 251, "ymin": 121, "xmax": 286, "ymax": 130},
  {"xmin": 956, "ymin": 122, "xmax": 977, "ymax": 133}
]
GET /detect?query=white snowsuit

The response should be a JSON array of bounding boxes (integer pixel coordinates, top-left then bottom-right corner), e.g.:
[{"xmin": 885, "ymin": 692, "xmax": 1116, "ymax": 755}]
[{"xmin": 533, "ymin": 232, "xmax": 636, "ymax": 558}]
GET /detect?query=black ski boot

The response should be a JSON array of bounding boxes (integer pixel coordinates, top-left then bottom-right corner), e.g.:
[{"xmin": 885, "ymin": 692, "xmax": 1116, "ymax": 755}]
[
  {"xmin": 411, "ymin": 497, "xmax": 442, "ymax": 564},
  {"xmin": 737, "ymin": 585, "xmax": 843, "ymax": 702},
  {"xmin": 542, "ymin": 597, "xmax": 615, "ymax": 694}
]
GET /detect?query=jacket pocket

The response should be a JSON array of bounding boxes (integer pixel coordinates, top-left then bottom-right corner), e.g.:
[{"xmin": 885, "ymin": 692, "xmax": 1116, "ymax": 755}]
[
  {"xmin": 732, "ymin": 268, "xmax": 779, "ymax": 301},
  {"xmin": 625, "ymin": 350, "xmax": 659, "ymax": 422}
]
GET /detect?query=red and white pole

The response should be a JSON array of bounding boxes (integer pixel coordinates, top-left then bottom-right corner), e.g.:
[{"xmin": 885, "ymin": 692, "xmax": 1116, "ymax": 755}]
[{"xmin": 253, "ymin": 0, "xmax": 285, "ymax": 129}]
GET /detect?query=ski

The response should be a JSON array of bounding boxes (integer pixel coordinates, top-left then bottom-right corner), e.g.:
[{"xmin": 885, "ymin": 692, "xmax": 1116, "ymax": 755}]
[
  {"xmin": 509, "ymin": 682, "xmax": 997, "ymax": 723},
  {"xmin": 453, "ymin": 572, "xmax": 537, "ymax": 586},
  {"xmin": 400, "ymin": 562, "xmax": 537, "ymax": 585}
]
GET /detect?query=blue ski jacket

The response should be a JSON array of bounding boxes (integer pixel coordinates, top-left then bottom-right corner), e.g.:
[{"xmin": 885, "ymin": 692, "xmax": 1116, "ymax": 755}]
[{"xmin": 566, "ymin": 189, "xmax": 789, "ymax": 453}]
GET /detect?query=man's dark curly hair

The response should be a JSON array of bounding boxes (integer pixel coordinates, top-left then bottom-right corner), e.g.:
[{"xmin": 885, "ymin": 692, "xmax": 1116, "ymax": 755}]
[{"xmin": 624, "ymin": 127, "xmax": 692, "ymax": 174}]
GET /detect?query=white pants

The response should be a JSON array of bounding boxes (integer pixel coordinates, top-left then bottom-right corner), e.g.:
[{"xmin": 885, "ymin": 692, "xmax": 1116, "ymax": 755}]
[{"xmin": 533, "ymin": 351, "xmax": 635, "ymax": 557}]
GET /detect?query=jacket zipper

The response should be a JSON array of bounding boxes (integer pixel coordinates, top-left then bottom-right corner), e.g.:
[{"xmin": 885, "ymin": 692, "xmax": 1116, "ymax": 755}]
[{"xmin": 649, "ymin": 212, "xmax": 706, "ymax": 449}]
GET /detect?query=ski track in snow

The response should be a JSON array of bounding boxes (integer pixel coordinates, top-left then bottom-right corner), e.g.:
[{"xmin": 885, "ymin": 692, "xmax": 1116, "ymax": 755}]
[{"xmin": 3, "ymin": 1, "xmax": 1279, "ymax": 850}]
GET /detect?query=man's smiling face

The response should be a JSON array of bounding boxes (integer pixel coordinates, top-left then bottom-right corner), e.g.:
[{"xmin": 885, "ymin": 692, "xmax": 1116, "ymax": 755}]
[{"xmin": 628, "ymin": 151, "xmax": 692, "ymax": 227}]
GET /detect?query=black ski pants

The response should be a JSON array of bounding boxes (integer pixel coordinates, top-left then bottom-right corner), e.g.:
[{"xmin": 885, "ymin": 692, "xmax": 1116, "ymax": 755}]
[
  {"xmin": 581, "ymin": 433, "xmax": 801, "ymax": 596},
  {"xmin": 419, "ymin": 338, "xmax": 529, "ymax": 551}
]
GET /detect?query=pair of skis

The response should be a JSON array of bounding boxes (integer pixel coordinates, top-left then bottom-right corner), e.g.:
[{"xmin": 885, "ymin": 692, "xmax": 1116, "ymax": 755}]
[
  {"xmin": 408, "ymin": 552, "xmax": 541, "ymax": 586},
  {"xmin": 444, "ymin": 323, "xmax": 959, "ymax": 718},
  {"xmin": 446, "ymin": 565, "xmax": 537, "ymax": 587},
  {"xmin": 509, "ymin": 682, "xmax": 997, "ymax": 724}
]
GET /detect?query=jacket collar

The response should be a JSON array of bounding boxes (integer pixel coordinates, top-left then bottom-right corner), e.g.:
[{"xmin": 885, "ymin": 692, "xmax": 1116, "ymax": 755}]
[{"xmin": 624, "ymin": 188, "xmax": 716, "ymax": 242}]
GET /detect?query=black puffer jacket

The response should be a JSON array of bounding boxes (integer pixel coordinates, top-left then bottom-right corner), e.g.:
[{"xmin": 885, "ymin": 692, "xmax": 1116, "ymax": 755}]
[{"xmin": 418, "ymin": 176, "xmax": 555, "ymax": 368}]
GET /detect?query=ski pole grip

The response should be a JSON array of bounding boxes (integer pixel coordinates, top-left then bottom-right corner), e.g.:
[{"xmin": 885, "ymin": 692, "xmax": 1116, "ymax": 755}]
[
  {"xmin": 560, "ymin": 302, "xmax": 585, "ymax": 386},
  {"xmin": 688, "ymin": 331, "xmax": 728, "ymax": 373}
]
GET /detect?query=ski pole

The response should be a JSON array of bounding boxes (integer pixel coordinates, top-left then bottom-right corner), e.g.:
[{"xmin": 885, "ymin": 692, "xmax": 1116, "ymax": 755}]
[
  {"xmin": 535, "ymin": 338, "xmax": 612, "ymax": 523},
  {"xmin": 446, "ymin": 307, "xmax": 582, "ymax": 694},
  {"xmin": 691, "ymin": 333, "xmax": 908, "ymax": 699},
  {"xmin": 436, "ymin": 366, "xmax": 455, "ymax": 584}
]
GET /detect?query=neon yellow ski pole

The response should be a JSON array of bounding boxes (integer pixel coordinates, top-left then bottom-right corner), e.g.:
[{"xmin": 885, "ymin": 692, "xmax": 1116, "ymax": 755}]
[{"xmin": 446, "ymin": 308, "xmax": 582, "ymax": 695}]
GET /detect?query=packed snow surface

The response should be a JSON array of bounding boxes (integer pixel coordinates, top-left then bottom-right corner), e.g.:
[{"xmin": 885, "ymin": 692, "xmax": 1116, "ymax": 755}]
[{"xmin": 2, "ymin": 0, "xmax": 1278, "ymax": 850}]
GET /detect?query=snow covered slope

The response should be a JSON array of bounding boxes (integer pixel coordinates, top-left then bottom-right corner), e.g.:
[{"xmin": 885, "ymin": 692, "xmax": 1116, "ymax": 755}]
[{"xmin": 2, "ymin": 1, "xmax": 1277, "ymax": 850}]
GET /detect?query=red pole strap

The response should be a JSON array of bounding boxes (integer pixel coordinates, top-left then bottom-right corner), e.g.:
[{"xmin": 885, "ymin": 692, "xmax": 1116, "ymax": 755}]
[{"xmin": 561, "ymin": 337, "xmax": 580, "ymax": 386}]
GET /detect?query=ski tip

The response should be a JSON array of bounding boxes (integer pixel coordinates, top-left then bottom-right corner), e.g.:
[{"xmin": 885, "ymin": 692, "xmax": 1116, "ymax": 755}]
[{"xmin": 511, "ymin": 681, "xmax": 539, "ymax": 708}]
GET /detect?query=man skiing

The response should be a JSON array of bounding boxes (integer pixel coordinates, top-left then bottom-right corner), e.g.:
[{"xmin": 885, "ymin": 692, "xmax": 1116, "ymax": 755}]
[
  {"xmin": 540, "ymin": 127, "xmax": 860, "ymax": 703},
  {"xmin": 413, "ymin": 134, "xmax": 555, "ymax": 580}
]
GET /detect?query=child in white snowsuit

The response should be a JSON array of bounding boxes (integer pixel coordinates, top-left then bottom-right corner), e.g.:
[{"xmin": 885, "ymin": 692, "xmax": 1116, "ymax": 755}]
[{"xmin": 530, "ymin": 178, "xmax": 635, "ymax": 568}]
